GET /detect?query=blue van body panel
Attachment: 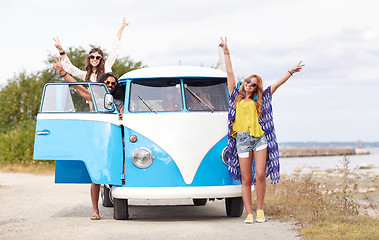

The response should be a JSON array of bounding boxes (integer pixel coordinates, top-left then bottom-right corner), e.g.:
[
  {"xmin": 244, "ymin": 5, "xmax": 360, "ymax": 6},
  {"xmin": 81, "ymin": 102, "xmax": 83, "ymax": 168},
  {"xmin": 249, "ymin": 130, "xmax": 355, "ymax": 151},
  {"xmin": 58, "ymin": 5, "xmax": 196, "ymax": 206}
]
[
  {"xmin": 192, "ymin": 135, "xmax": 241, "ymax": 186},
  {"xmin": 55, "ymin": 160, "xmax": 92, "ymax": 183},
  {"xmin": 34, "ymin": 119, "xmax": 123, "ymax": 185}
]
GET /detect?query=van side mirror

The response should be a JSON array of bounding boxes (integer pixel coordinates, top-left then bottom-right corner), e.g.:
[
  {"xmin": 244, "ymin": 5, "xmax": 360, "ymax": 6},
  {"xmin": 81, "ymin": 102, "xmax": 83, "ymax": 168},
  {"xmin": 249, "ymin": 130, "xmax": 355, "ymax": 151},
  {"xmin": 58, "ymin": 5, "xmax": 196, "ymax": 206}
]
[{"xmin": 104, "ymin": 94, "xmax": 114, "ymax": 110}]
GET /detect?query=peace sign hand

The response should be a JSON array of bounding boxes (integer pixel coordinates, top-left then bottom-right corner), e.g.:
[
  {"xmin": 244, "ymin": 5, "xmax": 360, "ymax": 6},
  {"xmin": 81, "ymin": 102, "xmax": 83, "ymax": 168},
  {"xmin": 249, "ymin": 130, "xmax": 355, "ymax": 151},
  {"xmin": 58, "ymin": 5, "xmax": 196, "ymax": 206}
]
[
  {"xmin": 53, "ymin": 37, "xmax": 64, "ymax": 53},
  {"xmin": 219, "ymin": 37, "xmax": 229, "ymax": 55},
  {"xmin": 120, "ymin": 17, "xmax": 129, "ymax": 30},
  {"xmin": 290, "ymin": 61, "xmax": 305, "ymax": 74},
  {"xmin": 53, "ymin": 56, "xmax": 64, "ymax": 73}
]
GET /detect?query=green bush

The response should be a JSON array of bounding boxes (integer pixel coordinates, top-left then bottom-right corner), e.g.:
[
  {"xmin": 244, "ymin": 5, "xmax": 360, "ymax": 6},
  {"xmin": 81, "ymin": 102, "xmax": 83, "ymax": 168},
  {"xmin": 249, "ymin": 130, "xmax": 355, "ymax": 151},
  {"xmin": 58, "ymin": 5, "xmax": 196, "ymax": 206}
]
[{"xmin": 0, "ymin": 119, "xmax": 53, "ymax": 166}]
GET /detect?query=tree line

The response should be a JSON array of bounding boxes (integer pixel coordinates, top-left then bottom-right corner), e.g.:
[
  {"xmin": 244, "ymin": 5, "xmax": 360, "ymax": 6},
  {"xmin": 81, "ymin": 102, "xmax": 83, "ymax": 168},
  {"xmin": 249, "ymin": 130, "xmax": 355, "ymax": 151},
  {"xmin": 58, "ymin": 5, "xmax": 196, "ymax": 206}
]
[{"xmin": 0, "ymin": 46, "xmax": 144, "ymax": 166}]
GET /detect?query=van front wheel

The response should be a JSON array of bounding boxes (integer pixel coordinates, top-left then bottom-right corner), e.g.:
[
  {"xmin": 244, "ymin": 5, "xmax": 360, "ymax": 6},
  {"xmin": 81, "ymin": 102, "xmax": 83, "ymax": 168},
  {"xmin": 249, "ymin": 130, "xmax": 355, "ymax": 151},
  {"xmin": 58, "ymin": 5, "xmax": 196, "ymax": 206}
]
[
  {"xmin": 225, "ymin": 197, "xmax": 243, "ymax": 217},
  {"xmin": 113, "ymin": 198, "xmax": 129, "ymax": 220}
]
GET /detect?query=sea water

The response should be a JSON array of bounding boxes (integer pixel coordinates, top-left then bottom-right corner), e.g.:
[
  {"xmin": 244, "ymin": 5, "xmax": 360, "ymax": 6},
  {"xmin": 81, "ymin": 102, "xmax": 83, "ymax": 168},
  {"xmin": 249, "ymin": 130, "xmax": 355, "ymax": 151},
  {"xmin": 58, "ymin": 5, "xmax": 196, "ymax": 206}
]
[{"xmin": 280, "ymin": 148, "xmax": 379, "ymax": 175}]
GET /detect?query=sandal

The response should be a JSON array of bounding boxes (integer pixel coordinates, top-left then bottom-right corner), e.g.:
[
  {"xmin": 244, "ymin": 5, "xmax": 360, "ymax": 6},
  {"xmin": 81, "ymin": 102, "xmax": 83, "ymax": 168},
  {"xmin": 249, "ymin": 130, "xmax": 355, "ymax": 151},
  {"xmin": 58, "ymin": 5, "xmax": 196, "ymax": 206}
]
[{"xmin": 90, "ymin": 213, "xmax": 101, "ymax": 220}]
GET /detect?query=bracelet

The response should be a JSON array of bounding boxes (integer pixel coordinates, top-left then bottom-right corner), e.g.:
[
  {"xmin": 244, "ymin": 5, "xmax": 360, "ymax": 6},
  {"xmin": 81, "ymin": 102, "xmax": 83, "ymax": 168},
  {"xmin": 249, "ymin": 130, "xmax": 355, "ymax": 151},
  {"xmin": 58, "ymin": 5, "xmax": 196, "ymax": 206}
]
[
  {"xmin": 288, "ymin": 70, "xmax": 293, "ymax": 75},
  {"xmin": 60, "ymin": 72, "xmax": 67, "ymax": 77},
  {"xmin": 224, "ymin": 51, "xmax": 230, "ymax": 55},
  {"xmin": 59, "ymin": 51, "xmax": 66, "ymax": 55}
]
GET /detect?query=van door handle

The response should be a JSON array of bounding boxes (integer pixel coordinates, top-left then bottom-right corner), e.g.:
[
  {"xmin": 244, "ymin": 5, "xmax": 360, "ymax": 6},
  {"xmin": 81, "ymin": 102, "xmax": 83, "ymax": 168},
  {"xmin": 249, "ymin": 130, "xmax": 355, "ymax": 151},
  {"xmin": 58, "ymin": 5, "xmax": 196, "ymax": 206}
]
[{"xmin": 36, "ymin": 130, "xmax": 50, "ymax": 135}]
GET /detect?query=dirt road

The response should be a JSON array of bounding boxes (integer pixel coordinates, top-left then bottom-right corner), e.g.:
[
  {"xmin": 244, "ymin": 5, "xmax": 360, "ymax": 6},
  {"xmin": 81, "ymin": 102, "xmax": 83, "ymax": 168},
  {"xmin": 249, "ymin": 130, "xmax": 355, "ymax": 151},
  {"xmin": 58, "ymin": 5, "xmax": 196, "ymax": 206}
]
[{"xmin": 0, "ymin": 172, "xmax": 302, "ymax": 240}]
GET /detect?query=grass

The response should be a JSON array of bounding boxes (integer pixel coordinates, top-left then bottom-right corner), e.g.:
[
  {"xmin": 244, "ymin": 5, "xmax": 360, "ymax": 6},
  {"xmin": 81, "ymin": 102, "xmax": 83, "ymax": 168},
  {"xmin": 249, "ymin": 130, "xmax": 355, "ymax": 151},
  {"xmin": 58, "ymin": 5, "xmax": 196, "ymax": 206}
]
[
  {"xmin": 0, "ymin": 162, "xmax": 54, "ymax": 175},
  {"xmin": 260, "ymin": 156, "xmax": 379, "ymax": 240}
]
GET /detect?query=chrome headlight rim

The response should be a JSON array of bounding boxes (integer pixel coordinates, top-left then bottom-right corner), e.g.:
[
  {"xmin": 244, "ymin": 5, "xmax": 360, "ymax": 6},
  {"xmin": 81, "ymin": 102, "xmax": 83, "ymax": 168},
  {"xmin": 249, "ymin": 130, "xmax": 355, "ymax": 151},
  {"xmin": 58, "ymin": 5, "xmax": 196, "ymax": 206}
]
[
  {"xmin": 221, "ymin": 146, "xmax": 228, "ymax": 166},
  {"xmin": 131, "ymin": 147, "xmax": 154, "ymax": 169}
]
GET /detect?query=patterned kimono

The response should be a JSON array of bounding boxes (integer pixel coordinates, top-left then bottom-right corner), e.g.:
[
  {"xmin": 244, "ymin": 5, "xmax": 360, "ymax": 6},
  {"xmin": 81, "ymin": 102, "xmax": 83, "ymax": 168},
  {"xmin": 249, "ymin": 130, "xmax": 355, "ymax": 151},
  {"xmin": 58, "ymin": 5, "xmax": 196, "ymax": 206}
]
[{"xmin": 227, "ymin": 83, "xmax": 280, "ymax": 184}]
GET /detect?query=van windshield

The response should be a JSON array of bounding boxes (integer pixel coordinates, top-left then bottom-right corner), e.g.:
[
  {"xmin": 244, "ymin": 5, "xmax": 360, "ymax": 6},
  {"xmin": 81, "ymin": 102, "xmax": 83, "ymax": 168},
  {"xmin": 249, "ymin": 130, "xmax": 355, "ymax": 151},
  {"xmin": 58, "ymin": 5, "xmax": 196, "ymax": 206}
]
[
  {"xmin": 129, "ymin": 79, "xmax": 183, "ymax": 112},
  {"xmin": 184, "ymin": 78, "xmax": 228, "ymax": 111}
]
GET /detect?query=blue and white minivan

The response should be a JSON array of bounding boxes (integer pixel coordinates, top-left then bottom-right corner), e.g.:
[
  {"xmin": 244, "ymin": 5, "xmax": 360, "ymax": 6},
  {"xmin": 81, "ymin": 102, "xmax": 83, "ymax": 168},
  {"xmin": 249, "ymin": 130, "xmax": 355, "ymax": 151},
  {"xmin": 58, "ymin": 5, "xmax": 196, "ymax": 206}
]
[{"xmin": 33, "ymin": 66, "xmax": 243, "ymax": 220}]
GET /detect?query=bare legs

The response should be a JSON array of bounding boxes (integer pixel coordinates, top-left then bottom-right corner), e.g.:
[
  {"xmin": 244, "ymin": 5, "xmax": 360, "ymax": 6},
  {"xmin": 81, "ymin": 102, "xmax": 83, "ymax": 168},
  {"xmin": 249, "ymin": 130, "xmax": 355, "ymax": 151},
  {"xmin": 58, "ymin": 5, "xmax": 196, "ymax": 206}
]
[
  {"xmin": 91, "ymin": 183, "xmax": 100, "ymax": 216},
  {"xmin": 239, "ymin": 148, "xmax": 268, "ymax": 214},
  {"xmin": 239, "ymin": 152, "xmax": 253, "ymax": 214},
  {"xmin": 254, "ymin": 148, "xmax": 267, "ymax": 210}
]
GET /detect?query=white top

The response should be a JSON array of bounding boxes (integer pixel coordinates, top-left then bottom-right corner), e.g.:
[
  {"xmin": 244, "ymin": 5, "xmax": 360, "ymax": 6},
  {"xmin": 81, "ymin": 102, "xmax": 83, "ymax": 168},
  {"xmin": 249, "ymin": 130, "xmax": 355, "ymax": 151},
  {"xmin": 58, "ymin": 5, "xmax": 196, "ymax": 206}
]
[{"xmin": 61, "ymin": 36, "xmax": 121, "ymax": 82}]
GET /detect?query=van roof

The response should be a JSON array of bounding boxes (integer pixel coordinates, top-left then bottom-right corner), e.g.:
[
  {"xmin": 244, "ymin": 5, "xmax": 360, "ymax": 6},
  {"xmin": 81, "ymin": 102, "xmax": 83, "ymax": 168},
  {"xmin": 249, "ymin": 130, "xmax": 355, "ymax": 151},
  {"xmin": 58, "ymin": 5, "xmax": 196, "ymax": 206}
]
[{"xmin": 119, "ymin": 66, "xmax": 226, "ymax": 80}]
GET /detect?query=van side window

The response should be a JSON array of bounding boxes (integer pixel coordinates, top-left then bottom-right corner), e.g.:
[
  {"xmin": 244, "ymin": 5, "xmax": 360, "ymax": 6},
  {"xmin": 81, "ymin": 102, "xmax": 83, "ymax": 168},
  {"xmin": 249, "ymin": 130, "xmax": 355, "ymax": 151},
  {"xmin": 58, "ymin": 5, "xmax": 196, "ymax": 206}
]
[
  {"xmin": 129, "ymin": 79, "xmax": 183, "ymax": 112},
  {"xmin": 91, "ymin": 85, "xmax": 111, "ymax": 112},
  {"xmin": 40, "ymin": 83, "xmax": 111, "ymax": 113}
]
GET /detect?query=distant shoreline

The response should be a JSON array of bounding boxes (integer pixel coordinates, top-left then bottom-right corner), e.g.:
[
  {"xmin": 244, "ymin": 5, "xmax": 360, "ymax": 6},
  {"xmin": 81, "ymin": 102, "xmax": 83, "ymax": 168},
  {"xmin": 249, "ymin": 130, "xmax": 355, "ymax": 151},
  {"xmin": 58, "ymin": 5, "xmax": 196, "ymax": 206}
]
[
  {"xmin": 279, "ymin": 141, "xmax": 379, "ymax": 149},
  {"xmin": 279, "ymin": 147, "xmax": 370, "ymax": 158}
]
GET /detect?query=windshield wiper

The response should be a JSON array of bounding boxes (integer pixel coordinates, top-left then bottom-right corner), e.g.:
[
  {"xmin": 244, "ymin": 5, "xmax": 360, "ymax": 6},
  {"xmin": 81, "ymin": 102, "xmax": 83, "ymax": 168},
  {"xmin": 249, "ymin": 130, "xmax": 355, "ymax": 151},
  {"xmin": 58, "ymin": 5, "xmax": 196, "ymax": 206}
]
[
  {"xmin": 184, "ymin": 85, "xmax": 214, "ymax": 113},
  {"xmin": 137, "ymin": 95, "xmax": 157, "ymax": 114}
]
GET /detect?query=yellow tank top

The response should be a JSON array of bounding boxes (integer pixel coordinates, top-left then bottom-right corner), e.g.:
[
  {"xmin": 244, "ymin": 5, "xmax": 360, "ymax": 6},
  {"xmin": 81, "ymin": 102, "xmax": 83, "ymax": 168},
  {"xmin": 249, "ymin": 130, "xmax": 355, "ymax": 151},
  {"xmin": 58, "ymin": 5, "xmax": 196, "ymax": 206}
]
[{"xmin": 232, "ymin": 100, "xmax": 264, "ymax": 138}]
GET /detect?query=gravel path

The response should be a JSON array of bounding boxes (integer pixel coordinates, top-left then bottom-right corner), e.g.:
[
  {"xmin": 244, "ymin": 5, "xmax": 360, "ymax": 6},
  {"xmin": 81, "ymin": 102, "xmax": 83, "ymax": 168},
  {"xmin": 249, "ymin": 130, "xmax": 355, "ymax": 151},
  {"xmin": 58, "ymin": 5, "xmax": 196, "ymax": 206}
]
[{"xmin": 0, "ymin": 171, "xmax": 302, "ymax": 240}]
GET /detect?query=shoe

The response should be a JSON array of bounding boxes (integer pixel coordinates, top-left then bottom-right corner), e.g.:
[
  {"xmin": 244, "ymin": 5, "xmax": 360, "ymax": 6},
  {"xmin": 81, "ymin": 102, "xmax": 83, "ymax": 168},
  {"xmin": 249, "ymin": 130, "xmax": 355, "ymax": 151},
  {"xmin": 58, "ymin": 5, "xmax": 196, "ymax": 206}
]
[
  {"xmin": 90, "ymin": 213, "xmax": 101, "ymax": 220},
  {"xmin": 244, "ymin": 213, "xmax": 254, "ymax": 223},
  {"xmin": 256, "ymin": 210, "xmax": 265, "ymax": 223}
]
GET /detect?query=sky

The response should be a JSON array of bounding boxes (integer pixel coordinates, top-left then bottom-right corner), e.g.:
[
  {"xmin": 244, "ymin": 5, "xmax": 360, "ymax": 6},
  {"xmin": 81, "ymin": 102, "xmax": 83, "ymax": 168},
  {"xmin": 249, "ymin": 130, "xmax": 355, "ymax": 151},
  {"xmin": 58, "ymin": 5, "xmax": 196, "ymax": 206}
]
[{"xmin": 0, "ymin": 0, "xmax": 378, "ymax": 143}]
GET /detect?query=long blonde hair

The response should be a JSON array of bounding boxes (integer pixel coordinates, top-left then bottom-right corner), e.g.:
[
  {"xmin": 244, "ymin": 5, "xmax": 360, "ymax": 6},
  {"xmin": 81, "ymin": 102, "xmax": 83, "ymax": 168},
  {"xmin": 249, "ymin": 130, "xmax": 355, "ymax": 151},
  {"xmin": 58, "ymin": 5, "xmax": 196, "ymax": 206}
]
[{"xmin": 233, "ymin": 74, "xmax": 263, "ymax": 118}]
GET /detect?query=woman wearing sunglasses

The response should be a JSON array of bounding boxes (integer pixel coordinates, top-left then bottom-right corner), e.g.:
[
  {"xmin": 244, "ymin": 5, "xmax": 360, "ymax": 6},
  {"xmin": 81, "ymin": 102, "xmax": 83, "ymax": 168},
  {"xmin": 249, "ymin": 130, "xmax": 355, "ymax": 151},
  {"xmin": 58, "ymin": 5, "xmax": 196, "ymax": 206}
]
[
  {"xmin": 219, "ymin": 37, "xmax": 304, "ymax": 224},
  {"xmin": 53, "ymin": 17, "xmax": 128, "ymax": 82}
]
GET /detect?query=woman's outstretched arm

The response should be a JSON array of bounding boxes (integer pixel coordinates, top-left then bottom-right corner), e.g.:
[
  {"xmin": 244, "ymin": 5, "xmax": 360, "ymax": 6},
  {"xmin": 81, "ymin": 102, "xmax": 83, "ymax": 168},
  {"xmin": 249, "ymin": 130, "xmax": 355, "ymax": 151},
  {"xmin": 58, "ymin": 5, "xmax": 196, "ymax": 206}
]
[
  {"xmin": 105, "ymin": 17, "xmax": 129, "ymax": 73},
  {"xmin": 54, "ymin": 56, "xmax": 92, "ymax": 102},
  {"xmin": 117, "ymin": 17, "xmax": 129, "ymax": 41},
  {"xmin": 219, "ymin": 37, "xmax": 236, "ymax": 95},
  {"xmin": 270, "ymin": 61, "xmax": 305, "ymax": 95}
]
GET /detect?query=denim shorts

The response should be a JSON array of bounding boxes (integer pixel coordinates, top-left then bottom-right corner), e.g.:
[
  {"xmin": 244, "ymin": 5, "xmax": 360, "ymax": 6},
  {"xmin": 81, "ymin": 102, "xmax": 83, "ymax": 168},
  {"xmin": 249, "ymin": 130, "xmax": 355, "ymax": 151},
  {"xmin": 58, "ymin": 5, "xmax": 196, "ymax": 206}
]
[{"xmin": 236, "ymin": 132, "xmax": 268, "ymax": 158}]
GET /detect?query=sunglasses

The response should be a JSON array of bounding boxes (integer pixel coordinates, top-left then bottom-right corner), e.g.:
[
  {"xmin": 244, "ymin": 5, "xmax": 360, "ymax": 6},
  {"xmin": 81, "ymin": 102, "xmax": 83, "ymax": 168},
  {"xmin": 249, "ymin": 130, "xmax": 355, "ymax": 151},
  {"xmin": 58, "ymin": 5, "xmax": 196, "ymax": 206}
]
[
  {"xmin": 104, "ymin": 80, "xmax": 117, "ymax": 86},
  {"xmin": 245, "ymin": 79, "xmax": 257, "ymax": 87},
  {"xmin": 89, "ymin": 55, "xmax": 102, "ymax": 60}
]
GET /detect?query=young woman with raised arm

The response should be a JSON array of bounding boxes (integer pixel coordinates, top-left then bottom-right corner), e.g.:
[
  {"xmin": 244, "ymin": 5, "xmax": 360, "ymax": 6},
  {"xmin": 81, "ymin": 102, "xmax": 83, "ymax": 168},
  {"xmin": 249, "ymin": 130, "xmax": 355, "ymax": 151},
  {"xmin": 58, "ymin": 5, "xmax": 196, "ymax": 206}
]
[
  {"xmin": 53, "ymin": 17, "xmax": 128, "ymax": 82},
  {"xmin": 219, "ymin": 37, "xmax": 304, "ymax": 223}
]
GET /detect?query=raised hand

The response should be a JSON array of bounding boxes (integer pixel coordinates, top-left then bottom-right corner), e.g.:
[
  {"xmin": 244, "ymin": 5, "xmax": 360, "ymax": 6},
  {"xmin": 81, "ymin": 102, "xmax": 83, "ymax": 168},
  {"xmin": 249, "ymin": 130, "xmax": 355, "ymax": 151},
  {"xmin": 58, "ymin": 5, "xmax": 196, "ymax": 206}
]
[
  {"xmin": 289, "ymin": 61, "xmax": 305, "ymax": 74},
  {"xmin": 120, "ymin": 17, "xmax": 129, "ymax": 30},
  {"xmin": 271, "ymin": 61, "xmax": 306, "ymax": 95},
  {"xmin": 53, "ymin": 37, "xmax": 64, "ymax": 53},
  {"xmin": 219, "ymin": 37, "xmax": 229, "ymax": 54},
  {"xmin": 117, "ymin": 17, "xmax": 129, "ymax": 40},
  {"xmin": 53, "ymin": 56, "xmax": 64, "ymax": 73}
]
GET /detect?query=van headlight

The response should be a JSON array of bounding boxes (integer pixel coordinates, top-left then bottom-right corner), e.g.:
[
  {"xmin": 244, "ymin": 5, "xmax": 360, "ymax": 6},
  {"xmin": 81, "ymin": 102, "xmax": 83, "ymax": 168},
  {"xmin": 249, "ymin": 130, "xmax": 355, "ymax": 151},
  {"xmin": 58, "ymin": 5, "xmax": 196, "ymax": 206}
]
[
  {"xmin": 221, "ymin": 146, "xmax": 228, "ymax": 165},
  {"xmin": 132, "ymin": 147, "xmax": 154, "ymax": 168}
]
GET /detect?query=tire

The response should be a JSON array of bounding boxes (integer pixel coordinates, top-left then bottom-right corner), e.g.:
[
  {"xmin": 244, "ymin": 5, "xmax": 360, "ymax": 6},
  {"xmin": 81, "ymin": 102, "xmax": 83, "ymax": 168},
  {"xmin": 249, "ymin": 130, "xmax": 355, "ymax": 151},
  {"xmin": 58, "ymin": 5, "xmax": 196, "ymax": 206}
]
[
  {"xmin": 102, "ymin": 185, "xmax": 114, "ymax": 207},
  {"xmin": 193, "ymin": 198, "xmax": 207, "ymax": 206},
  {"xmin": 225, "ymin": 197, "xmax": 243, "ymax": 217},
  {"xmin": 113, "ymin": 198, "xmax": 129, "ymax": 220}
]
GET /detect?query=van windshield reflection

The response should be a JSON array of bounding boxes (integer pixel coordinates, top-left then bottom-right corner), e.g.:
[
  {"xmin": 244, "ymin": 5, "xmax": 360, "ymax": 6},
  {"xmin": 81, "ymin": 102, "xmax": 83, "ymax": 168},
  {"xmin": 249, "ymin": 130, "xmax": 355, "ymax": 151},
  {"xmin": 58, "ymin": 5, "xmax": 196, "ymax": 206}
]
[{"xmin": 184, "ymin": 78, "xmax": 228, "ymax": 111}]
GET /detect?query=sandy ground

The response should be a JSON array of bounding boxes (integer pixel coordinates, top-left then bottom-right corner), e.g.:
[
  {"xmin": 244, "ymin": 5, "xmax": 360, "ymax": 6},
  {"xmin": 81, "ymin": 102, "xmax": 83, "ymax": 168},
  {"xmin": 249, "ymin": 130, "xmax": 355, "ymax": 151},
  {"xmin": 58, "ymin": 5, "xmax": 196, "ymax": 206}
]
[{"xmin": 0, "ymin": 172, "xmax": 302, "ymax": 240}]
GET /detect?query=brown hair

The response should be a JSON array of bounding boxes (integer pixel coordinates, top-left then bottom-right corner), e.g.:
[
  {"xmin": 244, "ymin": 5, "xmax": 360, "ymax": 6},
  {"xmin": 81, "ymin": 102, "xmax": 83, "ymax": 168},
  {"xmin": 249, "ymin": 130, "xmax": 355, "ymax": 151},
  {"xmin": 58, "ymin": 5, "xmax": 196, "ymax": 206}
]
[
  {"xmin": 233, "ymin": 74, "xmax": 263, "ymax": 118},
  {"xmin": 84, "ymin": 48, "xmax": 105, "ymax": 82}
]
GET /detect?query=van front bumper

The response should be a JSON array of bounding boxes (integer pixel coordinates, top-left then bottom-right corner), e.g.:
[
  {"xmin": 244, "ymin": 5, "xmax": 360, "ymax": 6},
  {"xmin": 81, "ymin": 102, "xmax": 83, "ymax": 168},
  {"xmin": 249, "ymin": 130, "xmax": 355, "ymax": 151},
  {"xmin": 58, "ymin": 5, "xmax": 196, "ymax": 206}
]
[{"xmin": 112, "ymin": 185, "xmax": 243, "ymax": 199}]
